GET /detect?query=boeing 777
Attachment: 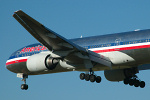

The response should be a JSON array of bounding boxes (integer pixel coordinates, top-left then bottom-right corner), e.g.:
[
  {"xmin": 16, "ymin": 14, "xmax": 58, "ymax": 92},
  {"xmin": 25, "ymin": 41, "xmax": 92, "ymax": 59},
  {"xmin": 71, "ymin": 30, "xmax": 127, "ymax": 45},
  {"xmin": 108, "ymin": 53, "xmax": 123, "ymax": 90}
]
[{"xmin": 6, "ymin": 10, "xmax": 150, "ymax": 90}]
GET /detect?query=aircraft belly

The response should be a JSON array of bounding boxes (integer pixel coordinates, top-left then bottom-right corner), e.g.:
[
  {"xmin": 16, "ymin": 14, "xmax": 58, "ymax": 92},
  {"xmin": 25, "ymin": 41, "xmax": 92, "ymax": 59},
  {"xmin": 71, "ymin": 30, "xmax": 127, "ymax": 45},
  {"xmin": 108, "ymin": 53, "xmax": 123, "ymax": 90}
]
[
  {"xmin": 6, "ymin": 61, "xmax": 74, "ymax": 75},
  {"xmin": 6, "ymin": 62, "xmax": 30, "ymax": 74}
]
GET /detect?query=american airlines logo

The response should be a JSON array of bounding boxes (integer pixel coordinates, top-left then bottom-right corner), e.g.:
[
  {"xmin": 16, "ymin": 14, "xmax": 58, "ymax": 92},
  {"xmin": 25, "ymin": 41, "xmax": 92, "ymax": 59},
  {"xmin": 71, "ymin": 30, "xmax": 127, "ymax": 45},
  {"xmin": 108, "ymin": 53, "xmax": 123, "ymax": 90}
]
[{"xmin": 20, "ymin": 45, "xmax": 47, "ymax": 53}]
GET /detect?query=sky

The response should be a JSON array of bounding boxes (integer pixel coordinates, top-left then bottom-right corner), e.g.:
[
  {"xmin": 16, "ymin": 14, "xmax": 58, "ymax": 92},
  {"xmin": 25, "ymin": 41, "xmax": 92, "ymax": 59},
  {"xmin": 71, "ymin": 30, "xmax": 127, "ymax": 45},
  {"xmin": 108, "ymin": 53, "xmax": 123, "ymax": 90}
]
[{"xmin": 1, "ymin": 0, "xmax": 150, "ymax": 100}]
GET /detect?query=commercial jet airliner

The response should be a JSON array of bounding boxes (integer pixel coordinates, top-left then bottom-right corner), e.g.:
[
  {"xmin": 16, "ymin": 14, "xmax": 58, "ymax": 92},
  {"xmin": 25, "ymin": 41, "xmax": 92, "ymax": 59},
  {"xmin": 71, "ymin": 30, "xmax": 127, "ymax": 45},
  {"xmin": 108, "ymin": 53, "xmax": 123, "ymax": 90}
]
[{"xmin": 6, "ymin": 10, "xmax": 150, "ymax": 90}]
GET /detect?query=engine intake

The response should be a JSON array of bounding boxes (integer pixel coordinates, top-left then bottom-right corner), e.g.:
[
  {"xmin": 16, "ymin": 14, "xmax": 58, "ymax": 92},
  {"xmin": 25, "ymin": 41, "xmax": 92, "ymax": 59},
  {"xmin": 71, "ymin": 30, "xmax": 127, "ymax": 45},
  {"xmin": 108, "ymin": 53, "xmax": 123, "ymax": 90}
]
[
  {"xmin": 26, "ymin": 53, "xmax": 59, "ymax": 72},
  {"xmin": 45, "ymin": 55, "xmax": 59, "ymax": 70}
]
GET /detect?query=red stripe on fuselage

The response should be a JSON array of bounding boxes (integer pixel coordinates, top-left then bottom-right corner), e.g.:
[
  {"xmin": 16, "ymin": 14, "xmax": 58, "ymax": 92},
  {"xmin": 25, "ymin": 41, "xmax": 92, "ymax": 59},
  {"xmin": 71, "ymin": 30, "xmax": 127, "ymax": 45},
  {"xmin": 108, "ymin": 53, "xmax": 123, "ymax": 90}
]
[
  {"xmin": 93, "ymin": 44, "xmax": 150, "ymax": 53},
  {"xmin": 6, "ymin": 59, "xmax": 27, "ymax": 66},
  {"xmin": 6, "ymin": 43, "xmax": 150, "ymax": 66}
]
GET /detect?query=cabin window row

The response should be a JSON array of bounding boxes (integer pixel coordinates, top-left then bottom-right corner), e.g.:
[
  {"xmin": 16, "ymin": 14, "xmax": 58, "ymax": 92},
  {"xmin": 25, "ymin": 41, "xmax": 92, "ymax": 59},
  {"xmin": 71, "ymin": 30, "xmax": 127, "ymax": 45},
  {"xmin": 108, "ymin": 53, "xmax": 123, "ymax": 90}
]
[{"xmin": 84, "ymin": 39, "xmax": 150, "ymax": 49}]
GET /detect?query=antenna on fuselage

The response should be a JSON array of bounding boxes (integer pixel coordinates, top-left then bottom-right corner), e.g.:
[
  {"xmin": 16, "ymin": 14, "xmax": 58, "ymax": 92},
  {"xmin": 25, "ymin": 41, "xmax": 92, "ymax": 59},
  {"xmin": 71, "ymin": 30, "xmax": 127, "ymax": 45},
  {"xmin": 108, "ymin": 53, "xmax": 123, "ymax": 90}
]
[{"xmin": 134, "ymin": 29, "xmax": 140, "ymax": 31}]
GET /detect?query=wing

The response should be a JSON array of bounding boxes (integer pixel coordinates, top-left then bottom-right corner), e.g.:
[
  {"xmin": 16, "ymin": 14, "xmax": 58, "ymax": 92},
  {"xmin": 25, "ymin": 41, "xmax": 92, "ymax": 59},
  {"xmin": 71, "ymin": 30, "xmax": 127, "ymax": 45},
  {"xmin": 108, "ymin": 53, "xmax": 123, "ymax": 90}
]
[{"xmin": 13, "ymin": 10, "xmax": 111, "ymax": 69}]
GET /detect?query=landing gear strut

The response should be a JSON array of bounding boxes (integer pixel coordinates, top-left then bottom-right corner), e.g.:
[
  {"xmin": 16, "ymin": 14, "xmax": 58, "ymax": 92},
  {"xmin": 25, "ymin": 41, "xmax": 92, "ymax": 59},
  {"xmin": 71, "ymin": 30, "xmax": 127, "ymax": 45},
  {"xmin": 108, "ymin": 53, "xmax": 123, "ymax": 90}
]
[
  {"xmin": 21, "ymin": 74, "xmax": 28, "ymax": 90},
  {"xmin": 123, "ymin": 75, "xmax": 145, "ymax": 88},
  {"xmin": 17, "ymin": 73, "xmax": 28, "ymax": 90},
  {"xmin": 80, "ymin": 68, "xmax": 101, "ymax": 83}
]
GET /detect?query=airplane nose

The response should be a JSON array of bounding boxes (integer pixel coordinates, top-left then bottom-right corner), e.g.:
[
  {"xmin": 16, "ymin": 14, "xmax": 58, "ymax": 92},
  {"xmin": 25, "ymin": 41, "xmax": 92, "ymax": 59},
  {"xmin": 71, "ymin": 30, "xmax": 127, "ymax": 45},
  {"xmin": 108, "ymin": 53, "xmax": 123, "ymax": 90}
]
[
  {"xmin": 6, "ymin": 59, "xmax": 18, "ymax": 73},
  {"xmin": 6, "ymin": 63, "xmax": 14, "ymax": 73},
  {"xmin": 6, "ymin": 59, "xmax": 30, "ymax": 74},
  {"xmin": 6, "ymin": 61, "xmax": 10, "ymax": 70},
  {"xmin": 6, "ymin": 65, "xmax": 10, "ymax": 71}
]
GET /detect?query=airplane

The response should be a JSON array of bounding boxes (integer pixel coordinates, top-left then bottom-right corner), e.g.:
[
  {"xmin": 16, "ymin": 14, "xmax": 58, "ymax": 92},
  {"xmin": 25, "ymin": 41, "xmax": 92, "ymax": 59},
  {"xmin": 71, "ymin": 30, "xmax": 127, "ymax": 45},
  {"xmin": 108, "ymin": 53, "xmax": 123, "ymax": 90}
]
[{"xmin": 6, "ymin": 10, "xmax": 150, "ymax": 90}]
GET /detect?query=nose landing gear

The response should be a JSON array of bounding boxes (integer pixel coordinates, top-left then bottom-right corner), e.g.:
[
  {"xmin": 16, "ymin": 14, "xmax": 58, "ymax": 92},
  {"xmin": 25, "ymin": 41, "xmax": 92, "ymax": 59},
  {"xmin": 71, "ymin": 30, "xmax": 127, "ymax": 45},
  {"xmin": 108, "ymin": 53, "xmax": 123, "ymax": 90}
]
[
  {"xmin": 21, "ymin": 84, "xmax": 28, "ymax": 90},
  {"xmin": 17, "ymin": 73, "xmax": 28, "ymax": 90},
  {"xmin": 21, "ymin": 74, "xmax": 28, "ymax": 90}
]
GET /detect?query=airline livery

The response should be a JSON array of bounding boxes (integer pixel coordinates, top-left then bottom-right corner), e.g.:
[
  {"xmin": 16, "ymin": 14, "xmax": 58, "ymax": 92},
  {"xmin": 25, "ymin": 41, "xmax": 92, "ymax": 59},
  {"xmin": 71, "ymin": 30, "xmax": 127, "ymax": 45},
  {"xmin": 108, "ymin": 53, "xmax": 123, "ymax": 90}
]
[{"xmin": 6, "ymin": 10, "xmax": 150, "ymax": 90}]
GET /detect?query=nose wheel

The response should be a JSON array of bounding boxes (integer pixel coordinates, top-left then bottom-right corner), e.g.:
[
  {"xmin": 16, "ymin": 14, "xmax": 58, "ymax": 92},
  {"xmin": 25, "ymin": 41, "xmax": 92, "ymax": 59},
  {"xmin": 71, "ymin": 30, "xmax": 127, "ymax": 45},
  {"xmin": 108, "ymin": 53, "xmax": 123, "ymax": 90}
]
[
  {"xmin": 17, "ymin": 73, "xmax": 29, "ymax": 90},
  {"xmin": 21, "ymin": 74, "xmax": 28, "ymax": 90},
  {"xmin": 21, "ymin": 84, "xmax": 28, "ymax": 90}
]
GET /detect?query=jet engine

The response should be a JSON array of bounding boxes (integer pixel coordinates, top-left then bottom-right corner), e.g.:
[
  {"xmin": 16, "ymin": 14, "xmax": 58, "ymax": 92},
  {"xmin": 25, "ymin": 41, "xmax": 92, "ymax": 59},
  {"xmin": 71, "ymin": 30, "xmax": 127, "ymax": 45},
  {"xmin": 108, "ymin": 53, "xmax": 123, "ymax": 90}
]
[
  {"xmin": 104, "ymin": 68, "xmax": 138, "ymax": 82},
  {"xmin": 104, "ymin": 69, "xmax": 125, "ymax": 82},
  {"xmin": 26, "ymin": 53, "xmax": 59, "ymax": 72}
]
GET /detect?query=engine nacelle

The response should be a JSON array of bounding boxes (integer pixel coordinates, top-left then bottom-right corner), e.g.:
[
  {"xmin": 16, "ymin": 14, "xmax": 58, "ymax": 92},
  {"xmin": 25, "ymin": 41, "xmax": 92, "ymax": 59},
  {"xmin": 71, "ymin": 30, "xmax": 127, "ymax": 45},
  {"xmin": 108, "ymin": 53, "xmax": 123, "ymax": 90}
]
[
  {"xmin": 26, "ymin": 53, "xmax": 58, "ymax": 72},
  {"xmin": 104, "ymin": 69, "xmax": 126, "ymax": 82},
  {"xmin": 104, "ymin": 68, "xmax": 139, "ymax": 82}
]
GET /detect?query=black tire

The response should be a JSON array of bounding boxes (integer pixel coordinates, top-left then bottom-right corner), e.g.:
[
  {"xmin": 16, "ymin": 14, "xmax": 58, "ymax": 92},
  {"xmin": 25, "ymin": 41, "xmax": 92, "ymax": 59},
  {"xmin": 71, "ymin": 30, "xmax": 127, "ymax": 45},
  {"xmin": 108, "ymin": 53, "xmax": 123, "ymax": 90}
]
[
  {"xmin": 90, "ymin": 75, "xmax": 96, "ymax": 82},
  {"xmin": 96, "ymin": 76, "xmax": 101, "ymax": 83},
  {"xmin": 123, "ymin": 78, "xmax": 129, "ymax": 85},
  {"xmin": 129, "ymin": 79, "xmax": 134, "ymax": 86},
  {"xmin": 80, "ymin": 73, "xmax": 85, "ymax": 80},
  {"xmin": 24, "ymin": 84, "xmax": 28, "ymax": 90},
  {"xmin": 85, "ymin": 74, "xmax": 90, "ymax": 81},
  {"xmin": 134, "ymin": 80, "xmax": 140, "ymax": 87},
  {"xmin": 21, "ymin": 84, "xmax": 25, "ymax": 90},
  {"xmin": 21, "ymin": 84, "xmax": 28, "ymax": 90},
  {"xmin": 140, "ymin": 81, "xmax": 145, "ymax": 88}
]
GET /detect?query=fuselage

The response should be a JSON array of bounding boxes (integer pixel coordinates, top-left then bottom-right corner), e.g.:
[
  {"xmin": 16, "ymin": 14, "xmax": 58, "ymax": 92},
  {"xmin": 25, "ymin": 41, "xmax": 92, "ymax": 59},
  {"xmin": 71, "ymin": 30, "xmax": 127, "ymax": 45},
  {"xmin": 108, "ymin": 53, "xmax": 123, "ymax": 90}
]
[{"xmin": 6, "ymin": 29, "xmax": 150, "ymax": 75}]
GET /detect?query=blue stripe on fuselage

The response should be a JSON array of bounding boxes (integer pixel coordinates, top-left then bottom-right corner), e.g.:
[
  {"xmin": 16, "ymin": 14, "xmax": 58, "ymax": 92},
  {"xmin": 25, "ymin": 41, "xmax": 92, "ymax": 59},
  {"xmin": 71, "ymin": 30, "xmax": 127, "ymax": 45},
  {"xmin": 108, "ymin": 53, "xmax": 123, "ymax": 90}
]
[
  {"xmin": 8, "ymin": 43, "xmax": 48, "ymax": 60},
  {"xmin": 8, "ymin": 29, "xmax": 150, "ymax": 60}
]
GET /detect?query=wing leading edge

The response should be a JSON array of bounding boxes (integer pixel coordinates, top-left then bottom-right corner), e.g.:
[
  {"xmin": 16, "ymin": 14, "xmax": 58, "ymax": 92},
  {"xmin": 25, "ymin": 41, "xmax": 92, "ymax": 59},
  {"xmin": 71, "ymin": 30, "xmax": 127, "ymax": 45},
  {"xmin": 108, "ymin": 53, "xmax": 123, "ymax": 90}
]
[{"xmin": 13, "ymin": 10, "xmax": 111, "ymax": 68}]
